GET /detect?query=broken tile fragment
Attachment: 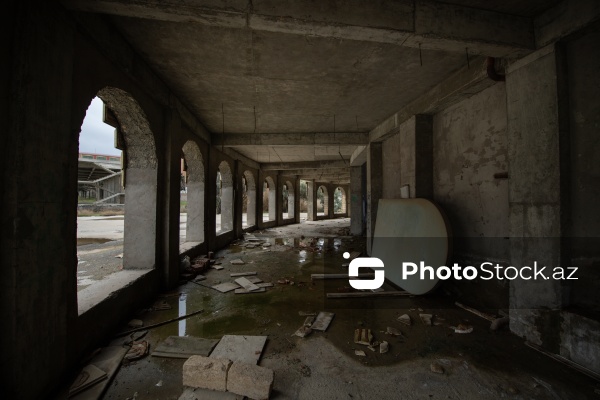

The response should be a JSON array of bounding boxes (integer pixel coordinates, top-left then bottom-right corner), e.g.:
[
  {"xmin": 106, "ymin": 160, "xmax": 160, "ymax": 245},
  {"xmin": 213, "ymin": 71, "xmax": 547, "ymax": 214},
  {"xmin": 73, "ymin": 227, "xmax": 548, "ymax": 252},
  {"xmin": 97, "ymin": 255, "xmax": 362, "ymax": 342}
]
[
  {"xmin": 397, "ymin": 314, "xmax": 411, "ymax": 326},
  {"xmin": 420, "ymin": 313, "xmax": 433, "ymax": 326},
  {"xmin": 354, "ymin": 329, "xmax": 373, "ymax": 345},
  {"xmin": 380, "ymin": 341, "xmax": 389, "ymax": 354}
]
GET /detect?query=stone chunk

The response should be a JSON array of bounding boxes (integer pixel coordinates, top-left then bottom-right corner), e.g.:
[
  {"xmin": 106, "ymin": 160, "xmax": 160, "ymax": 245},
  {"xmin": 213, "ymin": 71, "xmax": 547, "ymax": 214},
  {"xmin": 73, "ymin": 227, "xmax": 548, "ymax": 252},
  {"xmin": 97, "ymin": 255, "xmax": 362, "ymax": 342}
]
[
  {"xmin": 227, "ymin": 362, "xmax": 273, "ymax": 400},
  {"xmin": 182, "ymin": 355, "xmax": 232, "ymax": 391}
]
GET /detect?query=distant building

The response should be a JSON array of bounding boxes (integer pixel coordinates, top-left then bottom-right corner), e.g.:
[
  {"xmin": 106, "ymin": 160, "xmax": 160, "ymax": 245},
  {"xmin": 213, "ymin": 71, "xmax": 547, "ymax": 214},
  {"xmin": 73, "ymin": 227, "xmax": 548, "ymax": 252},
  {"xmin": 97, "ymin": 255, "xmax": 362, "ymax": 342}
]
[{"xmin": 78, "ymin": 152, "xmax": 124, "ymax": 204}]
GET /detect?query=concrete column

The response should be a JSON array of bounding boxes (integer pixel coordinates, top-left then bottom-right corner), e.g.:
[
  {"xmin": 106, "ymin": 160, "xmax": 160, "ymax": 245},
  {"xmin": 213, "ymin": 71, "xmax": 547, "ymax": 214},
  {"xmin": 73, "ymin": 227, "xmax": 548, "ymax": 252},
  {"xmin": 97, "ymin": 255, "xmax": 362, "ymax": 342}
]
[
  {"xmin": 350, "ymin": 166, "xmax": 364, "ymax": 235},
  {"xmin": 233, "ymin": 161, "xmax": 243, "ymax": 238},
  {"xmin": 367, "ymin": 143, "xmax": 383, "ymax": 254},
  {"xmin": 506, "ymin": 44, "xmax": 569, "ymax": 345},
  {"xmin": 307, "ymin": 180, "xmax": 316, "ymax": 221},
  {"xmin": 294, "ymin": 177, "xmax": 301, "ymax": 223},
  {"xmin": 246, "ymin": 174, "xmax": 256, "ymax": 228},
  {"xmin": 327, "ymin": 183, "xmax": 335, "ymax": 219},
  {"xmin": 269, "ymin": 176, "xmax": 277, "ymax": 222}
]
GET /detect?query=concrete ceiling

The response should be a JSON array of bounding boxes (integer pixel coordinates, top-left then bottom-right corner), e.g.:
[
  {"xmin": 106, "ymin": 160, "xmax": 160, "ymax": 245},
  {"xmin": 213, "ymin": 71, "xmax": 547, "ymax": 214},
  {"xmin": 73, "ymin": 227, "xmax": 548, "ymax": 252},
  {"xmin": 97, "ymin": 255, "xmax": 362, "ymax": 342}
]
[{"xmin": 64, "ymin": 0, "xmax": 561, "ymax": 166}]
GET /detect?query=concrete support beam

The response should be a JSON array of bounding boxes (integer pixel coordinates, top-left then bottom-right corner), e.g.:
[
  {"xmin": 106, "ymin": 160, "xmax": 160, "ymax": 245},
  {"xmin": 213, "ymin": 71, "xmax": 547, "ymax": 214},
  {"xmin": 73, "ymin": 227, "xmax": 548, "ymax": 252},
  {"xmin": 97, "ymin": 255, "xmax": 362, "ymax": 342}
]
[
  {"xmin": 535, "ymin": 0, "xmax": 600, "ymax": 48},
  {"xmin": 62, "ymin": 0, "xmax": 534, "ymax": 57},
  {"xmin": 506, "ymin": 44, "xmax": 569, "ymax": 345},
  {"xmin": 350, "ymin": 146, "xmax": 367, "ymax": 167},
  {"xmin": 369, "ymin": 57, "xmax": 495, "ymax": 143},
  {"xmin": 350, "ymin": 166, "xmax": 365, "ymax": 236},
  {"xmin": 213, "ymin": 132, "xmax": 368, "ymax": 146},
  {"xmin": 366, "ymin": 143, "xmax": 383, "ymax": 254},
  {"xmin": 280, "ymin": 168, "xmax": 349, "ymax": 177},
  {"xmin": 262, "ymin": 160, "xmax": 347, "ymax": 171}
]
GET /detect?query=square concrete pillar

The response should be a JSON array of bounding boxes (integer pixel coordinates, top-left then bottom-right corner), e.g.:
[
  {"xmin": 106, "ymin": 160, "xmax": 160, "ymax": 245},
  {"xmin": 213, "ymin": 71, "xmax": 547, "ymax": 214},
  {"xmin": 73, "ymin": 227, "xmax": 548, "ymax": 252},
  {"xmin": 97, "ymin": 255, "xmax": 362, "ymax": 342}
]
[
  {"xmin": 327, "ymin": 183, "xmax": 335, "ymax": 219},
  {"xmin": 367, "ymin": 143, "xmax": 383, "ymax": 254},
  {"xmin": 306, "ymin": 180, "xmax": 317, "ymax": 221},
  {"xmin": 506, "ymin": 44, "xmax": 568, "ymax": 345},
  {"xmin": 294, "ymin": 177, "xmax": 301, "ymax": 223},
  {"xmin": 350, "ymin": 166, "xmax": 364, "ymax": 235}
]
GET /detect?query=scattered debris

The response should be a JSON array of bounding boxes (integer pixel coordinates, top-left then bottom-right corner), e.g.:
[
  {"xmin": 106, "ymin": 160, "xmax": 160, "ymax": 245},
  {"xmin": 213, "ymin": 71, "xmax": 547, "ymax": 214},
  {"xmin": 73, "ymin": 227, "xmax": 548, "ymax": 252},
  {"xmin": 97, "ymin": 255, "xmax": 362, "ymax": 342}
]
[
  {"xmin": 192, "ymin": 275, "xmax": 206, "ymax": 283},
  {"xmin": 152, "ymin": 336, "xmax": 219, "ymax": 359},
  {"xmin": 380, "ymin": 341, "xmax": 389, "ymax": 354},
  {"xmin": 354, "ymin": 329, "xmax": 373, "ymax": 345},
  {"xmin": 451, "ymin": 324, "xmax": 473, "ymax": 334},
  {"xmin": 211, "ymin": 265, "xmax": 224, "ymax": 270},
  {"xmin": 230, "ymin": 259, "xmax": 245, "ymax": 265},
  {"xmin": 430, "ymin": 361, "xmax": 444, "ymax": 374},
  {"xmin": 419, "ymin": 314, "xmax": 433, "ymax": 326},
  {"xmin": 293, "ymin": 326, "xmax": 312, "ymax": 338},
  {"xmin": 490, "ymin": 316, "xmax": 509, "ymax": 331},
  {"xmin": 311, "ymin": 312, "xmax": 335, "ymax": 331},
  {"xmin": 385, "ymin": 327, "xmax": 404, "ymax": 337},
  {"xmin": 155, "ymin": 380, "xmax": 163, "ymax": 387},
  {"xmin": 246, "ymin": 276, "xmax": 262, "ymax": 283},
  {"xmin": 67, "ymin": 346, "xmax": 127, "ymax": 400},
  {"xmin": 115, "ymin": 309, "xmax": 204, "ymax": 338},
  {"xmin": 127, "ymin": 319, "xmax": 143, "ymax": 328},
  {"xmin": 180, "ymin": 255, "xmax": 191, "ymax": 271},
  {"xmin": 397, "ymin": 314, "xmax": 411, "ymax": 326},
  {"xmin": 455, "ymin": 301, "xmax": 496, "ymax": 322},
  {"xmin": 211, "ymin": 282, "xmax": 240, "ymax": 293},
  {"xmin": 115, "ymin": 253, "xmax": 123, "ymax": 259},
  {"xmin": 355, "ymin": 350, "xmax": 366, "ymax": 357},
  {"xmin": 124, "ymin": 341, "xmax": 149, "ymax": 361},
  {"xmin": 230, "ymin": 271, "xmax": 257, "ymax": 277},
  {"xmin": 235, "ymin": 277, "xmax": 261, "ymax": 292},
  {"xmin": 303, "ymin": 316, "xmax": 315, "ymax": 326},
  {"xmin": 256, "ymin": 282, "xmax": 274, "ymax": 288}
]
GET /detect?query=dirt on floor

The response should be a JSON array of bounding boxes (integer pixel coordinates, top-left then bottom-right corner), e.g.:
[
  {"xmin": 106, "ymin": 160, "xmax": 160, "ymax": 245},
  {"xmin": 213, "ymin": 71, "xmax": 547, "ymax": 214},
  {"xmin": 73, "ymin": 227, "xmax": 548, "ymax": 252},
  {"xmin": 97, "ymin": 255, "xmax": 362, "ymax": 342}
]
[{"xmin": 96, "ymin": 218, "xmax": 599, "ymax": 399}]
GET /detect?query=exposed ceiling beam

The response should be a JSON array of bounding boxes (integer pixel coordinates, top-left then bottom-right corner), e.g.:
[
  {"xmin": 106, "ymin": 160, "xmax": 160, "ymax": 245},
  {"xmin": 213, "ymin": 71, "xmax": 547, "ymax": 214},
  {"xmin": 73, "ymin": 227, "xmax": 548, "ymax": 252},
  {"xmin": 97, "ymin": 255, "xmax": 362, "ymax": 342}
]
[
  {"xmin": 350, "ymin": 145, "xmax": 367, "ymax": 166},
  {"xmin": 280, "ymin": 168, "xmax": 349, "ymax": 176},
  {"xmin": 61, "ymin": 0, "xmax": 534, "ymax": 57},
  {"xmin": 262, "ymin": 160, "xmax": 348, "ymax": 170},
  {"xmin": 212, "ymin": 132, "xmax": 368, "ymax": 146}
]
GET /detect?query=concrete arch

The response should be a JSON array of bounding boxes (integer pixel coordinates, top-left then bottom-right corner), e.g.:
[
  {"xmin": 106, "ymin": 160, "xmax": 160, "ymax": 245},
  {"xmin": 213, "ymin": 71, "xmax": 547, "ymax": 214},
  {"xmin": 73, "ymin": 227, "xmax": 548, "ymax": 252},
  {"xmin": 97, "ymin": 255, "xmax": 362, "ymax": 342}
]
[
  {"xmin": 217, "ymin": 160, "xmax": 233, "ymax": 233},
  {"xmin": 264, "ymin": 176, "xmax": 276, "ymax": 222},
  {"xmin": 243, "ymin": 170, "xmax": 256, "ymax": 228},
  {"xmin": 317, "ymin": 185, "xmax": 329, "ymax": 216},
  {"xmin": 334, "ymin": 186, "xmax": 347, "ymax": 214},
  {"xmin": 181, "ymin": 140, "xmax": 205, "ymax": 243},
  {"xmin": 95, "ymin": 87, "xmax": 158, "ymax": 270},
  {"xmin": 283, "ymin": 180, "xmax": 295, "ymax": 219}
]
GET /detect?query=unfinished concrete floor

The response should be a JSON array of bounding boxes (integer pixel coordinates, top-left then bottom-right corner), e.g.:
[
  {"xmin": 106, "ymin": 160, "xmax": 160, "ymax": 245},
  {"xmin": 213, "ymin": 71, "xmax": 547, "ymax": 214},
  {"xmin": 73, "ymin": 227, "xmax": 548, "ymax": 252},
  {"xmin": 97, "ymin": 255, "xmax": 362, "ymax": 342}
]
[{"xmin": 99, "ymin": 218, "xmax": 598, "ymax": 399}]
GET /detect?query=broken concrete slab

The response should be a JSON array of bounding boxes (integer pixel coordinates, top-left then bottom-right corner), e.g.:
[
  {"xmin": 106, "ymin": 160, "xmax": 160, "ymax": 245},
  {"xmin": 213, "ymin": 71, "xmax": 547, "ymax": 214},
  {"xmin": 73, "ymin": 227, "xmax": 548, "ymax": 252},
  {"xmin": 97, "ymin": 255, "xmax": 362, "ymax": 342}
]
[
  {"xmin": 182, "ymin": 356, "xmax": 232, "ymax": 391},
  {"xmin": 152, "ymin": 336, "xmax": 219, "ymax": 359},
  {"xmin": 230, "ymin": 271, "xmax": 257, "ymax": 277},
  {"xmin": 246, "ymin": 276, "xmax": 263, "ymax": 283},
  {"xmin": 380, "ymin": 341, "xmax": 389, "ymax": 354},
  {"xmin": 230, "ymin": 259, "xmax": 245, "ymax": 265},
  {"xmin": 227, "ymin": 362, "xmax": 274, "ymax": 400},
  {"xmin": 293, "ymin": 325, "xmax": 312, "ymax": 338},
  {"xmin": 234, "ymin": 277, "xmax": 260, "ymax": 292},
  {"xmin": 211, "ymin": 265, "xmax": 224, "ymax": 270},
  {"xmin": 256, "ymin": 282, "xmax": 273, "ymax": 288},
  {"xmin": 397, "ymin": 314, "xmax": 411, "ymax": 326},
  {"xmin": 311, "ymin": 311, "xmax": 335, "ymax": 331},
  {"xmin": 420, "ymin": 314, "xmax": 433, "ymax": 326},
  {"xmin": 209, "ymin": 335, "xmax": 267, "ymax": 365},
  {"xmin": 211, "ymin": 282, "xmax": 241, "ymax": 293},
  {"xmin": 386, "ymin": 327, "xmax": 404, "ymax": 337},
  {"xmin": 355, "ymin": 350, "xmax": 366, "ymax": 356}
]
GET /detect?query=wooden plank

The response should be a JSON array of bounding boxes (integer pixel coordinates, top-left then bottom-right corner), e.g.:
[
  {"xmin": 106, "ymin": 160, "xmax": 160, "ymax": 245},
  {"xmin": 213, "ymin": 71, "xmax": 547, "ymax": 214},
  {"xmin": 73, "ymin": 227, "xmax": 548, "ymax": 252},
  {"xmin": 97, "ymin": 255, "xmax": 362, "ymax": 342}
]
[
  {"xmin": 234, "ymin": 287, "xmax": 266, "ymax": 294},
  {"xmin": 152, "ymin": 336, "xmax": 219, "ymax": 359},
  {"xmin": 209, "ymin": 335, "xmax": 267, "ymax": 365},
  {"xmin": 326, "ymin": 291, "xmax": 410, "ymax": 299},
  {"xmin": 311, "ymin": 311, "xmax": 335, "ymax": 331},
  {"xmin": 234, "ymin": 277, "xmax": 260, "ymax": 292},
  {"xmin": 230, "ymin": 272, "xmax": 257, "ymax": 277},
  {"xmin": 311, "ymin": 273, "xmax": 374, "ymax": 280},
  {"xmin": 211, "ymin": 282, "xmax": 240, "ymax": 293}
]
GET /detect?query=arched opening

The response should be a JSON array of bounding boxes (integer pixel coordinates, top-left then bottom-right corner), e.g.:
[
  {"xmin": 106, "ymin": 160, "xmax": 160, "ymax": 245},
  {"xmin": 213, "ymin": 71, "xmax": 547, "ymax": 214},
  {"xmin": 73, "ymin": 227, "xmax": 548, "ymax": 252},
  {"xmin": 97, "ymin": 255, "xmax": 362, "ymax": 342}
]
[
  {"xmin": 216, "ymin": 161, "xmax": 233, "ymax": 234},
  {"xmin": 76, "ymin": 88, "xmax": 158, "ymax": 314},
  {"xmin": 317, "ymin": 185, "xmax": 329, "ymax": 217},
  {"xmin": 334, "ymin": 186, "xmax": 346, "ymax": 214},
  {"xmin": 242, "ymin": 171, "xmax": 256, "ymax": 228},
  {"xmin": 282, "ymin": 180, "xmax": 295, "ymax": 220},
  {"xmin": 180, "ymin": 141, "xmax": 205, "ymax": 250},
  {"xmin": 263, "ymin": 176, "xmax": 276, "ymax": 222},
  {"xmin": 299, "ymin": 180, "xmax": 308, "ymax": 221}
]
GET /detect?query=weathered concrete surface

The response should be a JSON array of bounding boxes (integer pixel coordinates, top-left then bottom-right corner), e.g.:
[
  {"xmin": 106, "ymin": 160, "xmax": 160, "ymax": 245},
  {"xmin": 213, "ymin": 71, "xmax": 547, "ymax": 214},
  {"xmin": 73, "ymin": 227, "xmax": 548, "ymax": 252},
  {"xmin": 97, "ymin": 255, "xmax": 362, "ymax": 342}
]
[
  {"xmin": 349, "ymin": 166, "xmax": 364, "ymax": 235},
  {"xmin": 213, "ymin": 132, "xmax": 368, "ymax": 146},
  {"xmin": 506, "ymin": 45, "xmax": 565, "ymax": 345},
  {"xmin": 183, "ymin": 356, "xmax": 232, "ymax": 391},
  {"xmin": 227, "ymin": 362, "xmax": 273, "ymax": 400}
]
